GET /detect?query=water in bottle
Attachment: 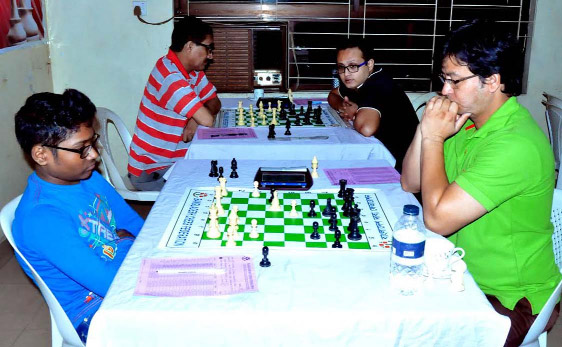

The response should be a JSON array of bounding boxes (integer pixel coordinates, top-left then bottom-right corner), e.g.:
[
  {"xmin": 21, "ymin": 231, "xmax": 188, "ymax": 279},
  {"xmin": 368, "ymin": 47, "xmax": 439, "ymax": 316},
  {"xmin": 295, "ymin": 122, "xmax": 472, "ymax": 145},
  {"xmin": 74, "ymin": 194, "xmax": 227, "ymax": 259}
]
[{"xmin": 390, "ymin": 204, "xmax": 426, "ymax": 295}]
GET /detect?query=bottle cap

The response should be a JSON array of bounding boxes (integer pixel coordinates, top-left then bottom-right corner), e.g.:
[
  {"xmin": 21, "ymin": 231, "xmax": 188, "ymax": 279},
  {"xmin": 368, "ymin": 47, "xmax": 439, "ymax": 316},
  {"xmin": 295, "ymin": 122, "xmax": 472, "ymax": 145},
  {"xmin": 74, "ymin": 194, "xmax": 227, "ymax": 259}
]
[{"xmin": 403, "ymin": 204, "xmax": 419, "ymax": 216}]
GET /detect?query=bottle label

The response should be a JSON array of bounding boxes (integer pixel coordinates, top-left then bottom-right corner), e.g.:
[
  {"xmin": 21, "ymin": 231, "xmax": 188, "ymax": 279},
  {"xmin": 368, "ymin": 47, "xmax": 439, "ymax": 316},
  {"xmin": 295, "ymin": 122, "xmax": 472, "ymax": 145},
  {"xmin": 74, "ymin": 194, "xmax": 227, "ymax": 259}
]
[{"xmin": 391, "ymin": 237, "xmax": 425, "ymax": 259}]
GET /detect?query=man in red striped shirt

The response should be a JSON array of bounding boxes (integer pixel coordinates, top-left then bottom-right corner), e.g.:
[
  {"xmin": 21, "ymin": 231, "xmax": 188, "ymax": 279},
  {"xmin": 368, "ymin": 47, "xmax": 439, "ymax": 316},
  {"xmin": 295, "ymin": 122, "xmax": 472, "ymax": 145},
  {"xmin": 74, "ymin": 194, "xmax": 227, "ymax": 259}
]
[{"xmin": 128, "ymin": 16, "xmax": 221, "ymax": 190}]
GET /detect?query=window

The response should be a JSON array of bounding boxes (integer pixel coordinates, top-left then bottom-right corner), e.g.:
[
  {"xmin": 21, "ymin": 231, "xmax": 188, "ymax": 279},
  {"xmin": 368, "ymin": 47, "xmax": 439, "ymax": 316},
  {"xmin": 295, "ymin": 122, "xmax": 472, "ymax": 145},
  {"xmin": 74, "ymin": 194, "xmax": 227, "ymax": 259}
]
[{"xmin": 176, "ymin": 0, "xmax": 534, "ymax": 92}]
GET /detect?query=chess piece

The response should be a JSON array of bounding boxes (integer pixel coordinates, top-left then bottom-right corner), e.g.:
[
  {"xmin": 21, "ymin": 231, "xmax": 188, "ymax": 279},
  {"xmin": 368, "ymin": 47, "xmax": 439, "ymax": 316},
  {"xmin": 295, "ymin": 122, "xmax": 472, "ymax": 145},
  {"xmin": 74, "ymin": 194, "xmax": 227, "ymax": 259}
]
[
  {"xmin": 260, "ymin": 246, "xmax": 271, "ymax": 267},
  {"xmin": 310, "ymin": 221, "xmax": 321, "ymax": 240},
  {"xmin": 252, "ymin": 181, "xmax": 261, "ymax": 197},
  {"xmin": 308, "ymin": 200, "xmax": 317, "ymax": 217},
  {"xmin": 311, "ymin": 156, "xmax": 319, "ymax": 178},
  {"xmin": 249, "ymin": 219, "xmax": 259, "ymax": 239},
  {"xmin": 277, "ymin": 100, "xmax": 282, "ymax": 112},
  {"xmin": 226, "ymin": 228, "xmax": 236, "ymax": 247},
  {"xmin": 338, "ymin": 179, "xmax": 347, "ymax": 198},
  {"xmin": 322, "ymin": 198, "xmax": 333, "ymax": 217},
  {"xmin": 271, "ymin": 108, "xmax": 277, "ymax": 125},
  {"xmin": 215, "ymin": 186, "xmax": 225, "ymax": 216},
  {"xmin": 329, "ymin": 212, "xmax": 338, "ymax": 231},
  {"xmin": 332, "ymin": 229, "xmax": 343, "ymax": 248},
  {"xmin": 284, "ymin": 119, "xmax": 291, "ymax": 136},
  {"xmin": 218, "ymin": 166, "xmax": 224, "ymax": 181},
  {"xmin": 268, "ymin": 124, "xmax": 276, "ymax": 139},
  {"xmin": 250, "ymin": 114, "xmax": 255, "ymax": 127},
  {"xmin": 206, "ymin": 204, "xmax": 221, "ymax": 238},
  {"xmin": 269, "ymin": 191, "xmax": 282, "ymax": 211},
  {"xmin": 219, "ymin": 177, "xmax": 228, "ymax": 197},
  {"xmin": 209, "ymin": 160, "xmax": 218, "ymax": 177},
  {"xmin": 268, "ymin": 101, "xmax": 272, "ymax": 112},
  {"xmin": 230, "ymin": 158, "xmax": 239, "ymax": 178},
  {"xmin": 288, "ymin": 89, "xmax": 294, "ymax": 104},
  {"xmin": 289, "ymin": 200, "xmax": 298, "ymax": 217}
]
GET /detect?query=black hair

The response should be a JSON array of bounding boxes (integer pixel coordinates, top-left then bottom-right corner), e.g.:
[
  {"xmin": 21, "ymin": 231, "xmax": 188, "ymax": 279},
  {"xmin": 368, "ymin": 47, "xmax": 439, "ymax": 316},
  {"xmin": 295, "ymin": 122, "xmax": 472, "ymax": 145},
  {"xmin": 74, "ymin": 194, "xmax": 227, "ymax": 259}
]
[
  {"xmin": 14, "ymin": 89, "xmax": 96, "ymax": 155},
  {"xmin": 336, "ymin": 37, "xmax": 375, "ymax": 62},
  {"xmin": 441, "ymin": 19, "xmax": 523, "ymax": 96},
  {"xmin": 170, "ymin": 16, "xmax": 213, "ymax": 52}
]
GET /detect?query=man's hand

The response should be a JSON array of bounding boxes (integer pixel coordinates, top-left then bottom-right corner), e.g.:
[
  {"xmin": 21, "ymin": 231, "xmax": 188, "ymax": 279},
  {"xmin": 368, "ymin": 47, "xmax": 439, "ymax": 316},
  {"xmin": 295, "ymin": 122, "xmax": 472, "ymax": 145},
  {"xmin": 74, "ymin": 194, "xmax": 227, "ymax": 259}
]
[
  {"xmin": 420, "ymin": 96, "xmax": 471, "ymax": 142},
  {"xmin": 116, "ymin": 229, "xmax": 135, "ymax": 239},
  {"xmin": 182, "ymin": 118, "xmax": 198, "ymax": 142},
  {"xmin": 338, "ymin": 96, "xmax": 358, "ymax": 121}
]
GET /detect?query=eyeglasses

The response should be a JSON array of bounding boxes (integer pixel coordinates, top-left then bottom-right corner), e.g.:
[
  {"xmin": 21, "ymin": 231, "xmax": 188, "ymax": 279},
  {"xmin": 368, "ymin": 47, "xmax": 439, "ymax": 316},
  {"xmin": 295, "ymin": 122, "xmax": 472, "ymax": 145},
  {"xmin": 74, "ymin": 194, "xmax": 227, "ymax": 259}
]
[
  {"xmin": 438, "ymin": 73, "xmax": 478, "ymax": 88},
  {"xmin": 43, "ymin": 133, "xmax": 99, "ymax": 159},
  {"xmin": 194, "ymin": 42, "xmax": 214, "ymax": 54},
  {"xmin": 337, "ymin": 61, "xmax": 367, "ymax": 74}
]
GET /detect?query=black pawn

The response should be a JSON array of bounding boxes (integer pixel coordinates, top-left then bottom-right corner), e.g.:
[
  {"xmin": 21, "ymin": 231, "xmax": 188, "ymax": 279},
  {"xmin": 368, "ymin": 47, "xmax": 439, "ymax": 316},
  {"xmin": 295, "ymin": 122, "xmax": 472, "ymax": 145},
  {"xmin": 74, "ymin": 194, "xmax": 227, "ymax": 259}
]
[
  {"xmin": 322, "ymin": 198, "xmax": 333, "ymax": 217},
  {"xmin": 268, "ymin": 124, "xmax": 276, "ymax": 139},
  {"xmin": 329, "ymin": 212, "xmax": 338, "ymax": 231},
  {"xmin": 284, "ymin": 119, "xmax": 292, "ymax": 135},
  {"xmin": 332, "ymin": 229, "xmax": 343, "ymax": 248},
  {"xmin": 307, "ymin": 200, "xmax": 317, "ymax": 217},
  {"xmin": 217, "ymin": 166, "xmax": 224, "ymax": 181},
  {"xmin": 230, "ymin": 158, "xmax": 239, "ymax": 178},
  {"xmin": 259, "ymin": 246, "xmax": 271, "ymax": 267},
  {"xmin": 338, "ymin": 179, "xmax": 347, "ymax": 198},
  {"xmin": 310, "ymin": 221, "xmax": 320, "ymax": 240}
]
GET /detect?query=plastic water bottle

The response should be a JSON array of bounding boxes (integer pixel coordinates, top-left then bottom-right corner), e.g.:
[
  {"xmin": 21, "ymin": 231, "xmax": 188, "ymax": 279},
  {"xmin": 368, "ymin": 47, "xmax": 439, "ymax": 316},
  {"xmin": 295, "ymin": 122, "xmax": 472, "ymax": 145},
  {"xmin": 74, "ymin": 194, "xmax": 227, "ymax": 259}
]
[{"xmin": 390, "ymin": 204, "xmax": 426, "ymax": 295}]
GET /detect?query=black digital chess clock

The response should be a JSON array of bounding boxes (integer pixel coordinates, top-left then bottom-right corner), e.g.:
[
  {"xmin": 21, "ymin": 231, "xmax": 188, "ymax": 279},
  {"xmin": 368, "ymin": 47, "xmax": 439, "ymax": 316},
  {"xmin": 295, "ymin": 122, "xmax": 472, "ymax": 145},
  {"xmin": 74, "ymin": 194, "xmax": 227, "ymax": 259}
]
[{"xmin": 254, "ymin": 167, "xmax": 313, "ymax": 191}]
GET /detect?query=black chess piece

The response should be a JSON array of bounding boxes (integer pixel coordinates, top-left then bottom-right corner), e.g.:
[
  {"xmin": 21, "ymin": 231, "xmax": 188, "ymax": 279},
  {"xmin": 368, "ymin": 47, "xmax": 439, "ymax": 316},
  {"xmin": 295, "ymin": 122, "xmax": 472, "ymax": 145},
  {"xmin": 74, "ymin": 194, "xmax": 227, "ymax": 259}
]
[
  {"xmin": 329, "ymin": 212, "xmax": 338, "ymax": 231},
  {"xmin": 268, "ymin": 124, "xmax": 276, "ymax": 139},
  {"xmin": 307, "ymin": 200, "xmax": 317, "ymax": 217},
  {"xmin": 322, "ymin": 198, "xmax": 333, "ymax": 217},
  {"xmin": 306, "ymin": 100, "xmax": 313, "ymax": 115},
  {"xmin": 230, "ymin": 158, "xmax": 239, "ymax": 178},
  {"xmin": 269, "ymin": 189, "xmax": 276, "ymax": 203},
  {"xmin": 280, "ymin": 108, "xmax": 287, "ymax": 120},
  {"xmin": 260, "ymin": 246, "xmax": 271, "ymax": 267},
  {"xmin": 338, "ymin": 179, "xmax": 347, "ymax": 198},
  {"xmin": 294, "ymin": 115, "xmax": 301, "ymax": 126},
  {"xmin": 332, "ymin": 229, "xmax": 343, "ymax": 248},
  {"xmin": 299, "ymin": 106, "xmax": 304, "ymax": 116},
  {"xmin": 209, "ymin": 160, "xmax": 218, "ymax": 177},
  {"xmin": 217, "ymin": 166, "xmax": 224, "ymax": 181},
  {"xmin": 310, "ymin": 221, "xmax": 320, "ymax": 240},
  {"xmin": 347, "ymin": 215, "xmax": 362, "ymax": 241},
  {"xmin": 284, "ymin": 119, "xmax": 292, "ymax": 135}
]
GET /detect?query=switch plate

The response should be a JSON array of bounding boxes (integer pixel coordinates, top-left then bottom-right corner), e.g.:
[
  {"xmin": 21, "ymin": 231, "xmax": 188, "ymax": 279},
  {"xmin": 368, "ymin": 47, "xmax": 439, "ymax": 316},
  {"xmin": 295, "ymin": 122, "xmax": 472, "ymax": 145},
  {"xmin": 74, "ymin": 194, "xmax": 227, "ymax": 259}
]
[{"xmin": 133, "ymin": 1, "xmax": 147, "ymax": 16}]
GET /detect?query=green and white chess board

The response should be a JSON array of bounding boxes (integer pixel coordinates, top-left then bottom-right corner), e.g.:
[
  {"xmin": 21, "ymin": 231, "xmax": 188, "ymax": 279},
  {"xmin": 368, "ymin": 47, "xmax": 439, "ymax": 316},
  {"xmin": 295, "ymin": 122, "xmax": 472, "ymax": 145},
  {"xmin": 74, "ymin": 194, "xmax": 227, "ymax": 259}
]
[
  {"xmin": 215, "ymin": 106, "xmax": 347, "ymax": 128},
  {"xmin": 159, "ymin": 188, "xmax": 395, "ymax": 251}
]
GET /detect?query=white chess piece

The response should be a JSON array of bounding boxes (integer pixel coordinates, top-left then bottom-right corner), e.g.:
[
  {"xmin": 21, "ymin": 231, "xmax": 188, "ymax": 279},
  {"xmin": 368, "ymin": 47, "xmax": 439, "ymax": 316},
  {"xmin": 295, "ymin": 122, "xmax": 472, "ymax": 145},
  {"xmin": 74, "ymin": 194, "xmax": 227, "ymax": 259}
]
[
  {"xmin": 289, "ymin": 200, "xmax": 299, "ymax": 217},
  {"xmin": 219, "ymin": 177, "xmax": 228, "ymax": 196},
  {"xmin": 252, "ymin": 181, "xmax": 261, "ymax": 197},
  {"xmin": 311, "ymin": 156, "xmax": 319, "ymax": 178},
  {"xmin": 259, "ymin": 101, "xmax": 264, "ymax": 111},
  {"xmin": 271, "ymin": 109, "xmax": 277, "ymax": 125},
  {"xmin": 250, "ymin": 114, "xmax": 255, "ymax": 127},
  {"xmin": 238, "ymin": 100, "xmax": 243, "ymax": 109},
  {"xmin": 215, "ymin": 186, "xmax": 225, "ymax": 216},
  {"xmin": 226, "ymin": 229, "xmax": 236, "ymax": 247},
  {"xmin": 206, "ymin": 204, "xmax": 221, "ymax": 238},
  {"xmin": 277, "ymin": 100, "xmax": 282, "ymax": 112},
  {"xmin": 268, "ymin": 101, "xmax": 272, "ymax": 112},
  {"xmin": 249, "ymin": 219, "xmax": 259, "ymax": 239},
  {"xmin": 288, "ymin": 89, "xmax": 293, "ymax": 103},
  {"xmin": 229, "ymin": 205, "xmax": 240, "ymax": 225},
  {"xmin": 269, "ymin": 191, "xmax": 282, "ymax": 211}
]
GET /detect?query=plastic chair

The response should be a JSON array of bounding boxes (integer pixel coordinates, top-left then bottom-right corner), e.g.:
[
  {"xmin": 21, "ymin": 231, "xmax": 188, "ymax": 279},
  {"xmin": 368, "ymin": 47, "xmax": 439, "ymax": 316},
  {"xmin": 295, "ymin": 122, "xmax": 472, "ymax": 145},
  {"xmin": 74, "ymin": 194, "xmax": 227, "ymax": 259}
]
[
  {"xmin": 543, "ymin": 104, "xmax": 562, "ymax": 173},
  {"xmin": 410, "ymin": 92, "xmax": 437, "ymax": 120},
  {"xmin": 543, "ymin": 92, "xmax": 562, "ymax": 110},
  {"xmin": 520, "ymin": 189, "xmax": 562, "ymax": 347},
  {"xmin": 0, "ymin": 195, "xmax": 85, "ymax": 347},
  {"xmin": 96, "ymin": 107, "xmax": 159, "ymax": 201}
]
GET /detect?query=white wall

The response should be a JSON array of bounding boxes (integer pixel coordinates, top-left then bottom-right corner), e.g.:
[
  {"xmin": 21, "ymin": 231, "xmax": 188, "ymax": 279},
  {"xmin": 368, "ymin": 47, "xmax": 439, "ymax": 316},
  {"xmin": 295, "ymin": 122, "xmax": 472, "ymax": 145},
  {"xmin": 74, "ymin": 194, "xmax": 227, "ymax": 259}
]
[{"xmin": 0, "ymin": 43, "xmax": 53, "ymax": 241}]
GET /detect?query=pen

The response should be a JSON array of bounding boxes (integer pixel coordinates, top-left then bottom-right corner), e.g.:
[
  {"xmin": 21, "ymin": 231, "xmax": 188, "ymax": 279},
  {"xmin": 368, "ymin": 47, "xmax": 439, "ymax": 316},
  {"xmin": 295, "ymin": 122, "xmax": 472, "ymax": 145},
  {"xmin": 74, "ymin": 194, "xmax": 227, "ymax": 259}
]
[
  {"xmin": 210, "ymin": 133, "xmax": 246, "ymax": 137},
  {"xmin": 156, "ymin": 268, "xmax": 226, "ymax": 275}
]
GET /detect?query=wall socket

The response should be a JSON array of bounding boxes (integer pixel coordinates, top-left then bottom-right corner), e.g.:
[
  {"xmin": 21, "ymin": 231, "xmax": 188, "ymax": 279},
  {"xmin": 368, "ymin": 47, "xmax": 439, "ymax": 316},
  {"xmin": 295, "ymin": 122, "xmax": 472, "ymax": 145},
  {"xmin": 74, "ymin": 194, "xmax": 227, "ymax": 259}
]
[{"xmin": 133, "ymin": 1, "xmax": 147, "ymax": 16}]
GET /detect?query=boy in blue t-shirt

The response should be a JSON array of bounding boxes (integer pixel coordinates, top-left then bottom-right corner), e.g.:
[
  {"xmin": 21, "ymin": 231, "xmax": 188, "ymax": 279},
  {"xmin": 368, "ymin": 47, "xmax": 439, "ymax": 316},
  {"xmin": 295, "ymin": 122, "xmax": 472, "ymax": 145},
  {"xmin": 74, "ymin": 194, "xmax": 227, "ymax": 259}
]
[{"xmin": 12, "ymin": 89, "xmax": 144, "ymax": 342}]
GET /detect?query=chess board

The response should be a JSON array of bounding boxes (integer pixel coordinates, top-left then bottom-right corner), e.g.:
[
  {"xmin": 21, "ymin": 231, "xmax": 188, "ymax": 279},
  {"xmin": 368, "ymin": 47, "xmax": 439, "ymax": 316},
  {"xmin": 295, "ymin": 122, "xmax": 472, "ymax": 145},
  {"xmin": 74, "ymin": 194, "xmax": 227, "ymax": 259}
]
[
  {"xmin": 159, "ymin": 188, "xmax": 396, "ymax": 251},
  {"xmin": 214, "ymin": 106, "xmax": 347, "ymax": 128}
]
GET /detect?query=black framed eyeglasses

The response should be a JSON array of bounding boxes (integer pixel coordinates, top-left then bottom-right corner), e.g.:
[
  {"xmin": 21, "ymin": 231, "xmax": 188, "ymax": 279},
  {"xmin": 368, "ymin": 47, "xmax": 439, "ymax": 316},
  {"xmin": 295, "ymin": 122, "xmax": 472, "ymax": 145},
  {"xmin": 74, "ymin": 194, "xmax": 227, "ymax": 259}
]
[
  {"xmin": 43, "ymin": 133, "xmax": 99, "ymax": 159},
  {"xmin": 438, "ymin": 73, "xmax": 478, "ymax": 88},
  {"xmin": 194, "ymin": 42, "xmax": 215, "ymax": 54},
  {"xmin": 337, "ymin": 61, "xmax": 367, "ymax": 74}
]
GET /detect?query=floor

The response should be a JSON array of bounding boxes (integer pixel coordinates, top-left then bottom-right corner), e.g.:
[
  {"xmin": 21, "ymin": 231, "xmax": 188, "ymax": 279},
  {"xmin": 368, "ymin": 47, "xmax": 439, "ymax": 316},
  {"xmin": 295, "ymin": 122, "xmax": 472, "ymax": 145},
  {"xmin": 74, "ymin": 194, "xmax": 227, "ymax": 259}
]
[{"xmin": 0, "ymin": 202, "xmax": 561, "ymax": 346}]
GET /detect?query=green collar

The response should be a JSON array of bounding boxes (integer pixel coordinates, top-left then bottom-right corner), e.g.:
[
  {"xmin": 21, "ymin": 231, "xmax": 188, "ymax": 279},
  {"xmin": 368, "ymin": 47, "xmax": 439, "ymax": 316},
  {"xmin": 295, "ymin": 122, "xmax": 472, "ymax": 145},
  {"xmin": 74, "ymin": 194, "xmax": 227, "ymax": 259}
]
[{"xmin": 465, "ymin": 97, "xmax": 519, "ymax": 139}]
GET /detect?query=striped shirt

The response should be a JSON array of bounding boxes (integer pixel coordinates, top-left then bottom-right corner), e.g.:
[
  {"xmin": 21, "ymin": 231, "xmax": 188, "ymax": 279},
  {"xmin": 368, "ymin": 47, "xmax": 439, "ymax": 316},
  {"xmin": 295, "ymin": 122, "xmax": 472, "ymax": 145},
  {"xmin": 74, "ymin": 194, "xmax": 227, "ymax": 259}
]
[{"xmin": 128, "ymin": 49, "xmax": 217, "ymax": 176}]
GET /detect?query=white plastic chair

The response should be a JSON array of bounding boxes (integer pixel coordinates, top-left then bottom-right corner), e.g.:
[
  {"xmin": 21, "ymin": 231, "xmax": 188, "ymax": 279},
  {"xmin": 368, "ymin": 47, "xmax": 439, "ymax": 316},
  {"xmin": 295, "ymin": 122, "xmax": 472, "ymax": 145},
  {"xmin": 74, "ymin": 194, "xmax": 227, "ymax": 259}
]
[
  {"xmin": 543, "ymin": 104, "xmax": 562, "ymax": 173},
  {"xmin": 410, "ymin": 92, "xmax": 437, "ymax": 120},
  {"xmin": 0, "ymin": 195, "xmax": 85, "ymax": 347},
  {"xmin": 96, "ymin": 107, "xmax": 159, "ymax": 201},
  {"xmin": 543, "ymin": 92, "xmax": 562, "ymax": 110},
  {"xmin": 520, "ymin": 188, "xmax": 562, "ymax": 347}
]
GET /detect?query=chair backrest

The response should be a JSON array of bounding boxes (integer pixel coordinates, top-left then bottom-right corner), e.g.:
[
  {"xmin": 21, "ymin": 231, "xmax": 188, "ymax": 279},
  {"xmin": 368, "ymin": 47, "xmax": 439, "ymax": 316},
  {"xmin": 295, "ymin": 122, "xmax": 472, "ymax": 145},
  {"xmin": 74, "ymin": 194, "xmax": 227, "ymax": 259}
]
[
  {"xmin": 0, "ymin": 196, "xmax": 85, "ymax": 347},
  {"xmin": 95, "ymin": 107, "xmax": 159, "ymax": 201},
  {"xmin": 545, "ymin": 105, "xmax": 562, "ymax": 172},
  {"xmin": 520, "ymin": 188, "xmax": 562, "ymax": 346},
  {"xmin": 410, "ymin": 92, "xmax": 437, "ymax": 120},
  {"xmin": 543, "ymin": 92, "xmax": 562, "ymax": 109}
]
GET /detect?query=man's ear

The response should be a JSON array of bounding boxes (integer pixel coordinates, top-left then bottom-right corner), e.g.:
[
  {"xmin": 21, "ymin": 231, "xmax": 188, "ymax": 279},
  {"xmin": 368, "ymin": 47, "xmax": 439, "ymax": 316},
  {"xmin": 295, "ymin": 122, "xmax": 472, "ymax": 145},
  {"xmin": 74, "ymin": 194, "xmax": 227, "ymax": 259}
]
[
  {"xmin": 31, "ymin": 144, "xmax": 50, "ymax": 166},
  {"xmin": 484, "ymin": 73, "xmax": 503, "ymax": 93},
  {"xmin": 183, "ymin": 41, "xmax": 194, "ymax": 53},
  {"xmin": 367, "ymin": 58, "xmax": 375, "ymax": 72}
]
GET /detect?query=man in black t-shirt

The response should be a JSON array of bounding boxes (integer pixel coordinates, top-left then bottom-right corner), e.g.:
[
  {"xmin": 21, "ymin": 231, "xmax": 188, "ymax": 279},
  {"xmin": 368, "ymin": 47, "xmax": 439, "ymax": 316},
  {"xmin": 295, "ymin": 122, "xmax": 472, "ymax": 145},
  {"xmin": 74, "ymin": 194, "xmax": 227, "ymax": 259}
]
[{"xmin": 327, "ymin": 38, "xmax": 419, "ymax": 172}]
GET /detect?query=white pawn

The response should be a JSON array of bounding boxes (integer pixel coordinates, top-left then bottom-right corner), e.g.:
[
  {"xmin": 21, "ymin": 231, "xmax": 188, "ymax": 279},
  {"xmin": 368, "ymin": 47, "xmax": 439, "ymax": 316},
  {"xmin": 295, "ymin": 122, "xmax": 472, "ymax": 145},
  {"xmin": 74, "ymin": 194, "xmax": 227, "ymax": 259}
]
[
  {"xmin": 269, "ymin": 191, "xmax": 282, "ymax": 211},
  {"xmin": 215, "ymin": 186, "xmax": 225, "ymax": 216},
  {"xmin": 250, "ymin": 115, "xmax": 255, "ymax": 127},
  {"xmin": 268, "ymin": 101, "xmax": 272, "ymax": 112},
  {"xmin": 226, "ymin": 229, "xmax": 236, "ymax": 247},
  {"xmin": 252, "ymin": 181, "xmax": 261, "ymax": 198},
  {"xmin": 289, "ymin": 199, "xmax": 299, "ymax": 217},
  {"xmin": 229, "ymin": 205, "xmax": 240, "ymax": 225},
  {"xmin": 219, "ymin": 177, "xmax": 228, "ymax": 197},
  {"xmin": 249, "ymin": 219, "xmax": 259, "ymax": 239},
  {"xmin": 311, "ymin": 156, "xmax": 319, "ymax": 178},
  {"xmin": 271, "ymin": 108, "xmax": 277, "ymax": 125},
  {"xmin": 207, "ymin": 204, "xmax": 221, "ymax": 238},
  {"xmin": 277, "ymin": 100, "xmax": 282, "ymax": 112}
]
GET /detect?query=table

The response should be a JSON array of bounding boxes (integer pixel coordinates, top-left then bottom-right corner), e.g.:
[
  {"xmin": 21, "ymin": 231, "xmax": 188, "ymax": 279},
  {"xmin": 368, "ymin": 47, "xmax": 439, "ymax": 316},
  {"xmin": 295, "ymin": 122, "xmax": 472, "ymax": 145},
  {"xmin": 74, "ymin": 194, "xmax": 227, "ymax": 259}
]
[{"xmin": 87, "ymin": 159, "xmax": 510, "ymax": 347}]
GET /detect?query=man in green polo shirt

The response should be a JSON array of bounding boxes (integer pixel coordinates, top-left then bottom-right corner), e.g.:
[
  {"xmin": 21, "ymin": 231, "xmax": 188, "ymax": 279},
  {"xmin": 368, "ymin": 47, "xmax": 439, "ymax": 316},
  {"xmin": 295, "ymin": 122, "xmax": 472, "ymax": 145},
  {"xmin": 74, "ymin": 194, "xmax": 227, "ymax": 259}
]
[{"xmin": 401, "ymin": 20, "xmax": 561, "ymax": 346}]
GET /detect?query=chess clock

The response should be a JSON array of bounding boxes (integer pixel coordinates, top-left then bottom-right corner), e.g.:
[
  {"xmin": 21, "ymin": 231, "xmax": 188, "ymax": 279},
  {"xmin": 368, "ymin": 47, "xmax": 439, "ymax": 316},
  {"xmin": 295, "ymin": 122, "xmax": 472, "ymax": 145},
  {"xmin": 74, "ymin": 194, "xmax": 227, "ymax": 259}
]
[{"xmin": 254, "ymin": 167, "xmax": 313, "ymax": 191}]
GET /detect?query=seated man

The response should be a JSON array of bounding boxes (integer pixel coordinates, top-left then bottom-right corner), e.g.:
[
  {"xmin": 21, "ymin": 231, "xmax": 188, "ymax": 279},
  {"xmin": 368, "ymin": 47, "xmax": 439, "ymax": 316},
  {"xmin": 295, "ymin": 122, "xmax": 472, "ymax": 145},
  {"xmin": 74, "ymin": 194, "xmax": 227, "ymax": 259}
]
[
  {"xmin": 327, "ymin": 38, "xmax": 419, "ymax": 172},
  {"xmin": 12, "ymin": 89, "xmax": 144, "ymax": 342},
  {"xmin": 401, "ymin": 20, "xmax": 561, "ymax": 346},
  {"xmin": 128, "ymin": 15, "xmax": 221, "ymax": 190}
]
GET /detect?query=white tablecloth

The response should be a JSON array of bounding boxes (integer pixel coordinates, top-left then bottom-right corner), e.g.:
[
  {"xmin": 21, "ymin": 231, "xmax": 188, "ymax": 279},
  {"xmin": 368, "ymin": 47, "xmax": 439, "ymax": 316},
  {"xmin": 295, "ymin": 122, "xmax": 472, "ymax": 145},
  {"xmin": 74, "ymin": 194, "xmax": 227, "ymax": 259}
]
[{"xmin": 87, "ymin": 159, "xmax": 510, "ymax": 347}]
